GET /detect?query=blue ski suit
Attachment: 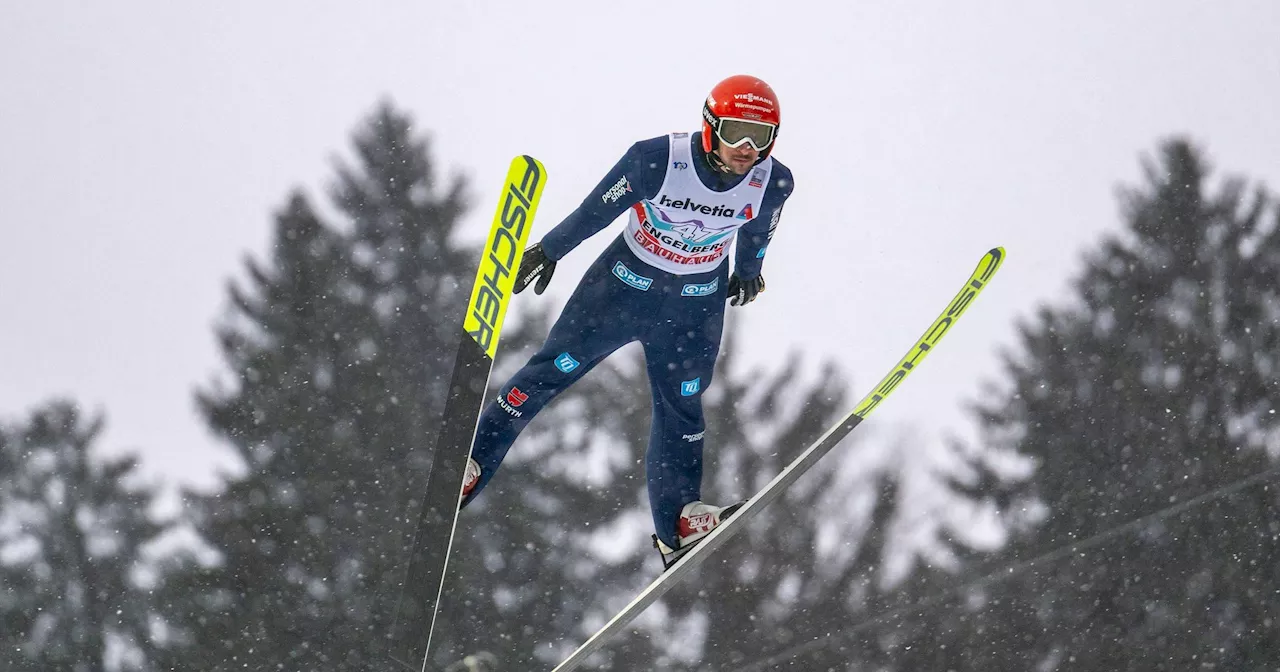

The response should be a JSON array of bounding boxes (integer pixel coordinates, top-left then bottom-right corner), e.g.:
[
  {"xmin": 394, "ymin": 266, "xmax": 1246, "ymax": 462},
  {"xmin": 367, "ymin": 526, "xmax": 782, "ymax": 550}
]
[{"xmin": 465, "ymin": 131, "xmax": 794, "ymax": 549}]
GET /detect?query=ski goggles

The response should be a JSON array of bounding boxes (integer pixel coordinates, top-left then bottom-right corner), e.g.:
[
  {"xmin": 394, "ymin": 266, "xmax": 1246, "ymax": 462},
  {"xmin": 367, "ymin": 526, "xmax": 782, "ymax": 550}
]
[{"xmin": 713, "ymin": 117, "xmax": 777, "ymax": 152}]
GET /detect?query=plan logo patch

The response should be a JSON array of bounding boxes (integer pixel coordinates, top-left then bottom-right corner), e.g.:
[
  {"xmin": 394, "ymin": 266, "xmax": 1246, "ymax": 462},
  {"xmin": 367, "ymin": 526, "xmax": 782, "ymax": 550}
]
[
  {"xmin": 680, "ymin": 378, "xmax": 701, "ymax": 397},
  {"xmin": 749, "ymin": 168, "xmax": 766, "ymax": 188},
  {"xmin": 612, "ymin": 261, "xmax": 653, "ymax": 291},
  {"xmin": 680, "ymin": 278, "xmax": 719, "ymax": 297}
]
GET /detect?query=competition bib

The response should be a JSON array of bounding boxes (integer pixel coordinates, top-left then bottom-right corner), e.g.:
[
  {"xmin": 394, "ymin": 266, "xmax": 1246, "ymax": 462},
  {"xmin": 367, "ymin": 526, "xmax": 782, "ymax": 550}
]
[{"xmin": 622, "ymin": 133, "xmax": 772, "ymax": 275}]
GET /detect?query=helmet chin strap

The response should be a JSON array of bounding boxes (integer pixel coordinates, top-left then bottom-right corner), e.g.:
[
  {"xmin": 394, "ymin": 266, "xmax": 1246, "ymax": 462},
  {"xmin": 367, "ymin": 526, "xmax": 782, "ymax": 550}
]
[
  {"xmin": 700, "ymin": 133, "xmax": 738, "ymax": 175},
  {"xmin": 704, "ymin": 147, "xmax": 735, "ymax": 175}
]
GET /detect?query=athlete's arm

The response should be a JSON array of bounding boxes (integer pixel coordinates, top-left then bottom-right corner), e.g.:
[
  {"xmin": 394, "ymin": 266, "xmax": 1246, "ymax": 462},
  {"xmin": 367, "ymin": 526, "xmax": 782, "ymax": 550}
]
[
  {"xmin": 732, "ymin": 161, "xmax": 794, "ymax": 279},
  {"xmin": 538, "ymin": 137, "xmax": 670, "ymax": 261}
]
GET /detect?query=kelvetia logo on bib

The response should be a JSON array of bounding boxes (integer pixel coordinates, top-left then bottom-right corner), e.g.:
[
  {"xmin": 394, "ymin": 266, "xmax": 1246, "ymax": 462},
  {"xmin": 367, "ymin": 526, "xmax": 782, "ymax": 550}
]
[
  {"xmin": 630, "ymin": 199, "xmax": 741, "ymax": 265},
  {"xmin": 657, "ymin": 195, "xmax": 737, "ymax": 218}
]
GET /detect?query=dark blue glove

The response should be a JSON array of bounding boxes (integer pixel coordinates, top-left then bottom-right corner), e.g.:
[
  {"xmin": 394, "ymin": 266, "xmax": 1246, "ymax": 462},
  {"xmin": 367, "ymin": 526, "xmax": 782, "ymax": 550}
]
[
  {"xmin": 727, "ymin": 273, "xmax": 765, "ymax": 306},
  {"xmin": 514, "ymin": 243, "xmax": 556, "ymax": 295}
]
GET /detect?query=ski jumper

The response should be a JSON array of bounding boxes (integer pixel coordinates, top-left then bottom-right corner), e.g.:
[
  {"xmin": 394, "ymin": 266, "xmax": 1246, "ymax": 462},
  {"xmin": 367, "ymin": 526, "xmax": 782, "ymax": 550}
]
[{"xmin": 465, "ymin": 131, "xmax": 794, "ymax": 549}]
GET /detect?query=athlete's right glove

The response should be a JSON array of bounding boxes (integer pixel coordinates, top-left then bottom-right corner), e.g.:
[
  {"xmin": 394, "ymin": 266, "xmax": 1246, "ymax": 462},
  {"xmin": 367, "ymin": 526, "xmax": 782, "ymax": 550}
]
[
  {"xmin": 727, "ymin": 273, "xmax": 765, "ymax": 306},
  {"xmin": 514, "ymin": 242, "xmax": 556, "ymax": 295}
]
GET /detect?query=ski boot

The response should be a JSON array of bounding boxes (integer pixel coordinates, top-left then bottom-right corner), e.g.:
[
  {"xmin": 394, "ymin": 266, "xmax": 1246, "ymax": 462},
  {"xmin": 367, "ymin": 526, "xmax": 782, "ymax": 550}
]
[
  {"xmin": 652, "ymin": 500, "xmax": 745, "ymax": 571},
  {"xmin": 459, "ymin": 457, "xmax": 481, "ymax": 508}
]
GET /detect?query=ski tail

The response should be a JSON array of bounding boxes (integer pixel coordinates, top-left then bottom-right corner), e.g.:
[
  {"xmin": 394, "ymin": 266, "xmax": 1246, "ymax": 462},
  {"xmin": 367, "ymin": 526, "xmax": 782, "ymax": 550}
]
[
  {"xmin": 550, "ymin": 246, "xmax": 1006, "ymax": 672},
  {"xmin": 387, "ymin": 156, "xmax": 546, "ymax": 671},
  {"xmin": 444, "ymin": 651, "xmax": 501, "ymax": 672}
]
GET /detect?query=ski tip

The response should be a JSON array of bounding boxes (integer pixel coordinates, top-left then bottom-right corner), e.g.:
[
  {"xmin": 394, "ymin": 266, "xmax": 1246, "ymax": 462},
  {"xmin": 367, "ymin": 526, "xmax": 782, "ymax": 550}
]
[
  {"xmin": 981, "ymin": 246, "xmax": 1006, "ymax": 276},
  {"xmin": 516, "ymin": 154, "xmax": 546, "ymax": 171}
]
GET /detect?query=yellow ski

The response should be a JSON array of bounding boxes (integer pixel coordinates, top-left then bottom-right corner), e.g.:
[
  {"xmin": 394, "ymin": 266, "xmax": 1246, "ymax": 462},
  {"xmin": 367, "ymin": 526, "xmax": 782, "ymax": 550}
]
[
  {"xmin": 551, "ymin": 247, "xmax": 1006, "ymax": 672},
  {"xmin": 389, "ymin": 156, "xmax": 547, "ymax": 671}
]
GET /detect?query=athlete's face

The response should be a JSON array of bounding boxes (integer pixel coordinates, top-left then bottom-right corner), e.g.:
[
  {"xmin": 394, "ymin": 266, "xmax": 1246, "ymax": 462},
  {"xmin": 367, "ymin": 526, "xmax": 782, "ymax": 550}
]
[{"xmin": 714, "ymin": 142, "xmax": 760, "ymax": 175}]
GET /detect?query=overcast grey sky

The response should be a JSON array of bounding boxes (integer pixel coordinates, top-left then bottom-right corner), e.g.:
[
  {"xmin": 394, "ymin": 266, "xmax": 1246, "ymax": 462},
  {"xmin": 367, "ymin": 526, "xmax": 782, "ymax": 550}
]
[{"xmin": 2, "ymin": 1, "xmax": 1278, "ymax": 497}]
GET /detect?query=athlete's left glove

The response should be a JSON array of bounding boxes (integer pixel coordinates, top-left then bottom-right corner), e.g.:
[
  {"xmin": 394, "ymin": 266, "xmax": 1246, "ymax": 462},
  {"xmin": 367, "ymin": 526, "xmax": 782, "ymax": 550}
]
[
  {"xmin": 727, "ymin": 273, "xmax": 765, "ymax": 306},
  {"xmin": 514, "ymin": 242, "xmax": 556, "ymax": 295}
]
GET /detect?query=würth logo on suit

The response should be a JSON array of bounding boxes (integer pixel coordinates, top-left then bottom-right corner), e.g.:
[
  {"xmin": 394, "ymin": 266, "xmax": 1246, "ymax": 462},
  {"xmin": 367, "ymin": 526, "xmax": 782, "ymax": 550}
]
[
  {"xmin": 497, "ymin": 387, "xmax": 529, "ymax": 417},
  {"xmin": 506, "ymin": 387, "xmax": 529, "ymax": 406}
]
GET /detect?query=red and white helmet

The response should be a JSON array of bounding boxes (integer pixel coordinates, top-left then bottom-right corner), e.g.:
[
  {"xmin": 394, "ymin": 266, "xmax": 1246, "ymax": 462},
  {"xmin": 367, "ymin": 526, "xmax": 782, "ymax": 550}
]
[{"xmin": 701, "ymin": 75, "xmax": 781, "ymax": 161}]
